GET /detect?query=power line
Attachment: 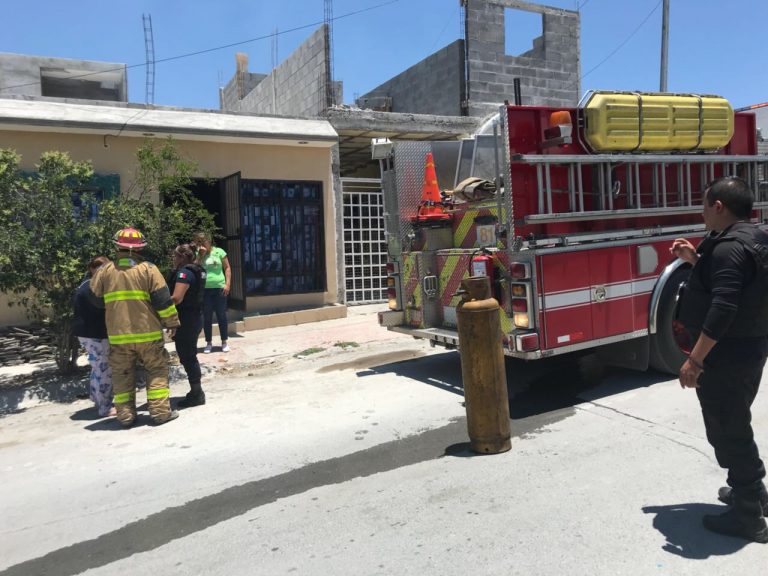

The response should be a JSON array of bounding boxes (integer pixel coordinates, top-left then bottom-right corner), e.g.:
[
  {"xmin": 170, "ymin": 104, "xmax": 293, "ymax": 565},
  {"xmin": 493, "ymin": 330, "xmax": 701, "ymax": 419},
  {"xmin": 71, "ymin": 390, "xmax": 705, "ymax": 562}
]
[
  {"xmin": 581, "ymin": 0, "xmax": 663, "ymax": 80},
  {"xmin": 429, "ymin": 5, "xmax": 460, "ymax": 53},
  {"xmin": 0, "ymin": 0, "xmax": 399, "ymax": 94}
]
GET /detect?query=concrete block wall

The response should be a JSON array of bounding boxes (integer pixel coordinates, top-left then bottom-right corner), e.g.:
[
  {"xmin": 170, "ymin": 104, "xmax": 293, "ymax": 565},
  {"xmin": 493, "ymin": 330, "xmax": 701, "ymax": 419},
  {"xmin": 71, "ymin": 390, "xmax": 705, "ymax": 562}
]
[
  {"xmin": 356, "ymin": 41, "xmax": 465, "ymax": 117},
  {"xmin": 465, "ymin": 1, "xmax": 580, "ymax": 117},
  {"xmin": 224, "ymin": 26, "xmax": 332, "ymax": 118},
  {"xmin": 220, "ymin": 72, "xmax": 267, "ymax": 111}
]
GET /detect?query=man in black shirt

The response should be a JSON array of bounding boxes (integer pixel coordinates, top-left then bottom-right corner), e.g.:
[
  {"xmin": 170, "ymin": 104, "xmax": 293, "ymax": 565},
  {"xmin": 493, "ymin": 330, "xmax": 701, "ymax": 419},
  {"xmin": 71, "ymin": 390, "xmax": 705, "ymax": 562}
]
[{"xmin": 671, "ymin": 176, "xmax": 768, "ymax": 543}]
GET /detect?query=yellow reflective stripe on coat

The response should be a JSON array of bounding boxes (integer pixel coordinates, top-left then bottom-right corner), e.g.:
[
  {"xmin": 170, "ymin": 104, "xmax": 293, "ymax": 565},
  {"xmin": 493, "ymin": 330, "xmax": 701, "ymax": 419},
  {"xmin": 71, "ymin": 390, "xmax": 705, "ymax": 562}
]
[
  {"xmin": 114, "ymin": 391, "xmax": 136, "ymax": 404},
  {"xmin": 157, "ymin": 304, "xmax": 177, "ymax": 318},
  {"xmin": 146, "ymin": 387, "xmax": 170, "ymax": 400},
  {"xmin": 103, "ymin": 290, "xmax": 150, "ymax": 303},
  {"xmin": 108, "ymin": 331, "xmax": 163, "ymax": 344}
]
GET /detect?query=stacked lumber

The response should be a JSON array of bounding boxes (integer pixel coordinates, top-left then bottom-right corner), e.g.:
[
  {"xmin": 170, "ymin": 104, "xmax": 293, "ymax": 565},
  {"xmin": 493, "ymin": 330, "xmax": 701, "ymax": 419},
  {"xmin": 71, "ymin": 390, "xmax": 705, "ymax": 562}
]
[{"xmin": 0, "ymin": 326, "xmax": 57, "ymax": 366}]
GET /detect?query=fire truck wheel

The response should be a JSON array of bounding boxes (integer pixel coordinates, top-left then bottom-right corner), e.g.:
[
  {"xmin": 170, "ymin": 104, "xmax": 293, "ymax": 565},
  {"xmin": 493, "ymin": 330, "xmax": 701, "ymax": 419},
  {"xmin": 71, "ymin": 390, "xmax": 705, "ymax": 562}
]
[{"xmin": 649, "ymin": 266, "xmax": 689, "ymax": 375}]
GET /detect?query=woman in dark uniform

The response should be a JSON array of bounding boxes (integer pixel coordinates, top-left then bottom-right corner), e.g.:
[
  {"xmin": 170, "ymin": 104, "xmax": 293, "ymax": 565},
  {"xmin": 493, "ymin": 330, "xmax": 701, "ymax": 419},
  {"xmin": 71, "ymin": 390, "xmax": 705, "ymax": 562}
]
[{"xmin": 168, "ymin": 243, "xmax": 207, "ymax": 408}]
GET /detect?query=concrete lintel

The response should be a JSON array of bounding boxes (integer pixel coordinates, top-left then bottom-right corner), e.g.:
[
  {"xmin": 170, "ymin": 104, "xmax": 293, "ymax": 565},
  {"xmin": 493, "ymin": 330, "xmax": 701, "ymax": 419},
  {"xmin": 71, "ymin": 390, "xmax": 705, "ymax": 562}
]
[
  {"xmin": 327, "ymin": 108, "xmax": 480, "ymax": 137},
  {"xmin": 490, "ymin": 0, "xmax": 577, "ymax": 17}
]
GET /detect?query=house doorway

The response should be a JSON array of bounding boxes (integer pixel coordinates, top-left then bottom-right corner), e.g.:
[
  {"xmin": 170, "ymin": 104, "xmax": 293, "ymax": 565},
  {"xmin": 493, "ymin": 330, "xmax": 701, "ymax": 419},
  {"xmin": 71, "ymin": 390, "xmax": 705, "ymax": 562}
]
[
  {"xmin": 189, "ymin": 178, "xmax": 223, "ymax": 231},
  {"xmin": 188, "ymin": 176, "xmax": 246, "ymax": 311}
]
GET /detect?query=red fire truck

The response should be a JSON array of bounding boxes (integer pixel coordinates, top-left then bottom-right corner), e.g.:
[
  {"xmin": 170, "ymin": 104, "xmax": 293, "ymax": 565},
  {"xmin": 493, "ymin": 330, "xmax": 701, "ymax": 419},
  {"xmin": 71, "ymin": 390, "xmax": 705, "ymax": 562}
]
[{"xmin": 376, "ymin": 91, "xmax": 768, "ymax": 376}]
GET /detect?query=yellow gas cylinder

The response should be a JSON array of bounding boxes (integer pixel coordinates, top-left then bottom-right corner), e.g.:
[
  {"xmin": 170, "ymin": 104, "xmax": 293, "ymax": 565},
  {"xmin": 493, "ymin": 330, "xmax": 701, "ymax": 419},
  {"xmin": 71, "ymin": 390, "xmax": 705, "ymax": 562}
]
[{"xmin": 456, "ymin": 276, "xmax": 511, "ymax": 454}]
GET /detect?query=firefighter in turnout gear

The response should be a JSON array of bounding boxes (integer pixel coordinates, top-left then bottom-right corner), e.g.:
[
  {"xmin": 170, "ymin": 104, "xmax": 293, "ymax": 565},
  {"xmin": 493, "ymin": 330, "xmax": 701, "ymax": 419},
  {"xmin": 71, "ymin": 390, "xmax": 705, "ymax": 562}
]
[{"xmin": 90, "ymin": 227, "xmax": 181, "ymax": 427}]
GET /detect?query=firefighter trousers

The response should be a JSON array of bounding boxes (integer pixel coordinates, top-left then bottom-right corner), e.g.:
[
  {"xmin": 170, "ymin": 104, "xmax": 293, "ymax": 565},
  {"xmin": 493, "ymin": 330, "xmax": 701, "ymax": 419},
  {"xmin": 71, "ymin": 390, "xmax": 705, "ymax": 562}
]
[{"xmin": 109, "ymin": 340, "xmax": 172, "ymax": 426}]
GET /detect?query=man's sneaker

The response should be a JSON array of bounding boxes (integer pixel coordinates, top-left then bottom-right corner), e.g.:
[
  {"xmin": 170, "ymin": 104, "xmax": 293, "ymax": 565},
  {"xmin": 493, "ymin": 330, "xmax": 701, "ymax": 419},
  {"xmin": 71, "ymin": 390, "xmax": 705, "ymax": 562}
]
[
  {"xmin": 221, "ymin": 342, "xmax": 230, "ymax": 353},
  {"xmin": 718, "ymin": 486, "xmax": 768, "ymax": 516},
  {"xmin": 703, "ymin": 508, "xmax": 768, "ymax": 543},
  {"xmin": 178, "ymin": 391, "xmax": 206, "ymax": 408},
  {"xmin": 203, "ymin": 342, "xmax": 212, "ymax": 354}
]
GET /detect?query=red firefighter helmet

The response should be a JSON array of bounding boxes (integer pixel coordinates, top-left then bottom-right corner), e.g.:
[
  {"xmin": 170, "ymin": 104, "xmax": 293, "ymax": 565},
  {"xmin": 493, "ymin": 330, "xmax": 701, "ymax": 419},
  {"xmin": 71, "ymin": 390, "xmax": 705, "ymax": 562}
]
[{"xmin": 113, "ymin": 227, "xmax": 148, "ymax": 249}]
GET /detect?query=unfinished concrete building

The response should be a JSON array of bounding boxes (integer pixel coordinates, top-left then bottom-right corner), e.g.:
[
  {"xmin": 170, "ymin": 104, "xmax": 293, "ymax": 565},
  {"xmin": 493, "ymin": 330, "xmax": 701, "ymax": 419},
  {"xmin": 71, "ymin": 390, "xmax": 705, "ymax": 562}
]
[
  {"xmin": 358, "ymin": 0, "xmax": 580, "ymax": 118},
  {"xmin": 357, "ymin": 0, "xmax": 580, "ymax": 116},
  {"xmin": 219, "ymin": 26, "xmax": 341, "ymax": 118},
  {"xmin": 0, "ymin": 53, "xmax": 127, "ymax": 102},
  {"xmin": 222, "ymin": 0, "xmax": 580, "ymax": 174}
]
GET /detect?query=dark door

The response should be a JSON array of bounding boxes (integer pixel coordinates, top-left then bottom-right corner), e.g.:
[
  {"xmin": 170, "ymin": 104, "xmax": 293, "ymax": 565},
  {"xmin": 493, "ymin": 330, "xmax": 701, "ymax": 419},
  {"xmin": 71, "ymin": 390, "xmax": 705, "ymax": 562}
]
[{"xmin": 220, "ymin": 172, "xmax": 246, "ymax": 310}]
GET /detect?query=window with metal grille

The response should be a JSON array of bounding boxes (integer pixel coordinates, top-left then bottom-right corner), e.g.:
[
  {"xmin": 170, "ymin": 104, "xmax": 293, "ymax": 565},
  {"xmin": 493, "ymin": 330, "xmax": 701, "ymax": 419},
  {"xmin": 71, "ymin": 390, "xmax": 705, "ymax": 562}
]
[
  {"xmin": 342, "ymin": 179, "xmax": 387, "ymax": 303},
  {"xmin": 240, "ymin": 179, "xmax": 326, "ymax": 295},
  {"xmin": 72, "ymin": 173, "xmax": 120, "ymax": 220},
  {"xmin": 21, "ymin": 171, "xmax": 120, "ymax": 220}
]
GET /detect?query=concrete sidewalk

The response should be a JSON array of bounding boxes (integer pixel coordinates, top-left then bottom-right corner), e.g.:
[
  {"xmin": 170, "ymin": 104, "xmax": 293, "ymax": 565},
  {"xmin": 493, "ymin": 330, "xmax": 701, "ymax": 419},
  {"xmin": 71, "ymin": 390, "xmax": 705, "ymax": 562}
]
[
  {"xmin": 0, "ymin": 303, "xmax": 408, "ymax": 414},
  {"xmin": 197, "ymin": 303, "xmax": 405, "ymax": 366}
]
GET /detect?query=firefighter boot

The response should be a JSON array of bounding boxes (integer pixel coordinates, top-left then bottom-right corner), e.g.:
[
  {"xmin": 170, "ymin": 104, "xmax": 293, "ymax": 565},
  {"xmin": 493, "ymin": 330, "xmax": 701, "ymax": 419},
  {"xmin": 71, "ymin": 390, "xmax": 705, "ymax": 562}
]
[
  {"xmin": 152, "ymin": 410, "xmax": 179, "ymax": 426},
  {"xmin": 109, "ymin": 346, "xmax": 138, "ymax": 427},
  {"xmin": 718, "ymin": 484, "xmax": 768, "ymax": 516},
  {"xmin": 703, "ymin": 493, "xmax": 768, "ymax": 543},
  {"xmin": 140, "ymin": 341, "xmax": 174, "ymax": 424}
]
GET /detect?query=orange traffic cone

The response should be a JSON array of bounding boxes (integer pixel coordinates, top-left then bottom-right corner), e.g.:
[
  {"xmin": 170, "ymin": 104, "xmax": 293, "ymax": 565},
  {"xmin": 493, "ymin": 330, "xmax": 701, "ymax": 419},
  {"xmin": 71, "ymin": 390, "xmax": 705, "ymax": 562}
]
[{"xmin": 412, "ymin": 152, "xmax": 452, "ymax": 224}]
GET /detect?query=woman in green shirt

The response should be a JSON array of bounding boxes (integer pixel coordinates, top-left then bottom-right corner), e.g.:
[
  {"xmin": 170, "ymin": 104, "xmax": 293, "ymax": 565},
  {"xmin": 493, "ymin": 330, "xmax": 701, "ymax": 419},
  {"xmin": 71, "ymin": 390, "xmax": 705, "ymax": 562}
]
[{"xmin": 193, "ymin": 232, "xmax": 232, "ymax": 353}]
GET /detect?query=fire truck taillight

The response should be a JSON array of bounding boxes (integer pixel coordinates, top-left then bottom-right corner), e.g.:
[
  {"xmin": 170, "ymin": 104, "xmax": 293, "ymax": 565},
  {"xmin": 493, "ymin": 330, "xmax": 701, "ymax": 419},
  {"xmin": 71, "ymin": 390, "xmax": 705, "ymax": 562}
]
[
  {"xmin": 512, "ymin": 297, "xmax": 530, "ymax": 327},
  {"xmin": 387, "ymin": 280, "xmax": 397, "ymax": 309},
  {"xmin": 510, "ymin": 281, "xmax": 533, "ymax": 328},
  {"xmin": 515, "ymin": 333, "xmax": 540, "ymax": 352},
  {"xmin": 513, "ymin": 312, "xmax": 530, "ymax": 328},
  {"xmin": 509, "ymin": 262, "xmax": 531, "ymax": 280},
  {"xmin": 386, "ymin": 261, "xmax": 401, "ymax": 310}
]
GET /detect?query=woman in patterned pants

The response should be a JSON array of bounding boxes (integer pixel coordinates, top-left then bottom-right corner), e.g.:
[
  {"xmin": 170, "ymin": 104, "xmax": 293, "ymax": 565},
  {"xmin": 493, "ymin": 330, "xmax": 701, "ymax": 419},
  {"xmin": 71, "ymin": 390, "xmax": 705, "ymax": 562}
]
[{"xmin": 73, "ymin": 256, "xmax": 115, "ymax": 417}]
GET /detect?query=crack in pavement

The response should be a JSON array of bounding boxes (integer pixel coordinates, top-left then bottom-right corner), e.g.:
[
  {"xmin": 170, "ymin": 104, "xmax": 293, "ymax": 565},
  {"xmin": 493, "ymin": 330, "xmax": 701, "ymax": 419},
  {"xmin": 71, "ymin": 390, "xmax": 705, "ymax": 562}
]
[{"xmin": 577, "ymin": 402, "xmax": 712, "ymax": 460}]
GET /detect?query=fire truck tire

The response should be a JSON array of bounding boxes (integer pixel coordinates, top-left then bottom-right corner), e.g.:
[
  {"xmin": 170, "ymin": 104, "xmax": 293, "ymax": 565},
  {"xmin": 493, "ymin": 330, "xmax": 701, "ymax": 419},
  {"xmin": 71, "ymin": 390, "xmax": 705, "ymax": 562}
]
[{"xmin": 649, "ymin": 266, "xmax": 689, "ymax": 375}]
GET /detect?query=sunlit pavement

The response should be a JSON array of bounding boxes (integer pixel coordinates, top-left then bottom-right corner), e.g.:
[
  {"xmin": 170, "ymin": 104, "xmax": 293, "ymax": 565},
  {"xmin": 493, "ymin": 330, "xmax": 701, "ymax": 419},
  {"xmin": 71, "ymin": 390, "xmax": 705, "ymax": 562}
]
[{"xmin": 1, "ymin": 306, "xmax": 767, "ymax": 575}]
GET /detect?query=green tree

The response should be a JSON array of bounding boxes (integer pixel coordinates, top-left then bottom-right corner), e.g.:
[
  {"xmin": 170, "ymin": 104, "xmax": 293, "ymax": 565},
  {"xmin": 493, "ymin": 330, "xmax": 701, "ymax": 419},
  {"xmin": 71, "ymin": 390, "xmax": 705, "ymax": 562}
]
[
  {"xmin": 98, "ymin": 137, "xmax": 217, "ymax": 273},
  {"xmin": 0, "ymin": 150, "xmax": 97, "ymax": 371},
  {"xmin": 0, "ymin": 137, "xmax": 218, "ymax": 372}
]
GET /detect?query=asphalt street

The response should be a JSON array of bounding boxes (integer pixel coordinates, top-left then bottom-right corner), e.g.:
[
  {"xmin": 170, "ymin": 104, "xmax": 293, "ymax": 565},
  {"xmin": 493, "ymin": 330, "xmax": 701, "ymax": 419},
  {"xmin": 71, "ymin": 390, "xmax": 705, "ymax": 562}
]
[{"xmin": 0, "ymin": 305, "xmax": 767, "ymax": 575}]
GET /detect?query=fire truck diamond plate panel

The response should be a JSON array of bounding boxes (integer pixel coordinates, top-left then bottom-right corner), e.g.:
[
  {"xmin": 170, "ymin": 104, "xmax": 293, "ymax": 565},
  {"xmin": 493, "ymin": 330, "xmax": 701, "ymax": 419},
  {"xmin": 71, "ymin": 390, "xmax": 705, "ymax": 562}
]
[{"xmin": 393, "ymin": 141, "xmax": 436, "ymax": 249}]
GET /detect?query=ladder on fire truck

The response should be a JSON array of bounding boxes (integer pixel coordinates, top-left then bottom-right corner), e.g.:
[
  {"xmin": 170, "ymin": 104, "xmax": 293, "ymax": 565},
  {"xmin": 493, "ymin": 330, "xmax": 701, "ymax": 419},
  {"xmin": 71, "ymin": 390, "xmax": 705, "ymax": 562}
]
[{"xmin": 510, "ymin": 152, "xmax": 768, "ymax": 244}]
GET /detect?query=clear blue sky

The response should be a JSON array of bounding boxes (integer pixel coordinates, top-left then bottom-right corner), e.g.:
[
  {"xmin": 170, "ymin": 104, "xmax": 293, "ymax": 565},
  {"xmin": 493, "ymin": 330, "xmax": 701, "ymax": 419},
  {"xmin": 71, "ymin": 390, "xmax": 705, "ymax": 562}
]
[{"xmin": 2, "ymin": 0, "xmax": 766, "ymax": 110}]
